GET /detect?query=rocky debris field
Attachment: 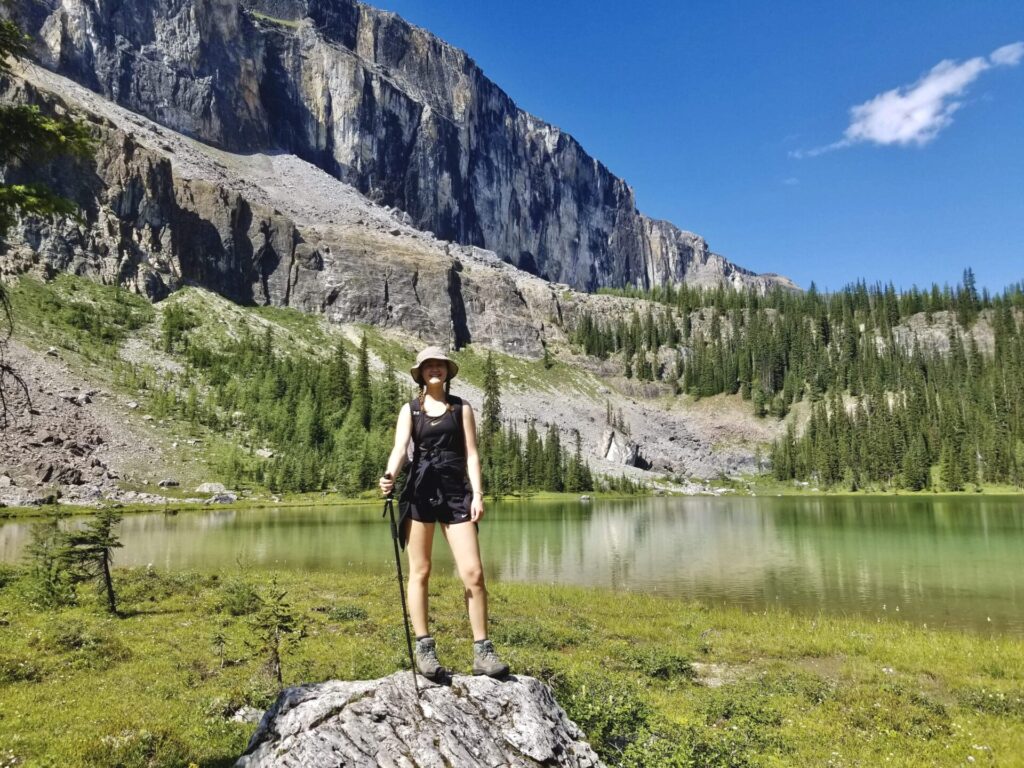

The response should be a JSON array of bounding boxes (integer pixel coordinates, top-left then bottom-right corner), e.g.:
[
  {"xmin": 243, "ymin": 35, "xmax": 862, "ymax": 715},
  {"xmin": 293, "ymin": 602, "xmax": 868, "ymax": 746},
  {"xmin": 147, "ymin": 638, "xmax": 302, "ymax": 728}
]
[{"xmin": 0, "ymin": 340, "xmax": 173, "ymax": 508}]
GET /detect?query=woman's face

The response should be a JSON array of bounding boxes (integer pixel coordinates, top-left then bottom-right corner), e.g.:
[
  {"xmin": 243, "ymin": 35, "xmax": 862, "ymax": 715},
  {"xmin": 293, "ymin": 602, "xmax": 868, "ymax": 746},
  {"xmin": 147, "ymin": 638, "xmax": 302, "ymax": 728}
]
[{"xmin": 420, "ymin": 359, "xmax": 448, "ymax": 384}]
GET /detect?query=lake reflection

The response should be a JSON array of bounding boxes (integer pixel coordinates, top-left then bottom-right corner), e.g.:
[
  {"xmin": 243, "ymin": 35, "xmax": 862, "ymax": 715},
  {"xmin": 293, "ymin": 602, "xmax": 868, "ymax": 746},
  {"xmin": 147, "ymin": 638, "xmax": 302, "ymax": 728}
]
[{"xmin": 1, "ymin": 496, "xmax": 1021, "ymax": 633}]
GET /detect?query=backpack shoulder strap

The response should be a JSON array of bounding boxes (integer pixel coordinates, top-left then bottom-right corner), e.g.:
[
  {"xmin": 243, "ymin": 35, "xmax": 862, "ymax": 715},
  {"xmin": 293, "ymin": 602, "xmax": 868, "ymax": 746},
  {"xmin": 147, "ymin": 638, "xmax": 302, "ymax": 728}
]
[
  {"xmin": 407, "ymin": 397, "xmax": 424, "ymax": 463},
  {"xmin": 448, "ymin": 395, "xmax": 466, "ymax": 440}
]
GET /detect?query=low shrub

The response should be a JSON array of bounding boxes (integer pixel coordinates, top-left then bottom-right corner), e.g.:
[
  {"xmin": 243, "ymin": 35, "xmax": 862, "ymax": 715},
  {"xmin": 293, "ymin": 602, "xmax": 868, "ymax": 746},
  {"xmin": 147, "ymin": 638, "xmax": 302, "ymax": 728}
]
[
  {"xmin": 326, "ymin": 604, "xmax": 368, "ymax": 622},
  {"xmin": 40, "ymin": 618, "xmax": 132, "ymax": 670},
  {"xmin": 0, "ymin": 564, "xmax": 19, "ymax": 590},
  {"xmin": 619, "ymin": 646, "xmax": 696, "ymax": 681},
  {"xmin": 0, "ymin": 654, "xmax": 44, "ymax": 684},
  {"xmin": 79, "ymin": 727, "xmax": 193, "ymax": 768},
  {"xmin": 221, "ymin": 577, "xmax": 260, "ymax": 616},
  {"xmin": 844, "ymin": 680, "xmax": 951, "ymax": 739},
  {"xmin": 554, "ymin": 676, "xmax": 652, "ymax": 760},
  {"xmin": 957, "ymin": 686, "xmax": 1024, "ymax": 719}
]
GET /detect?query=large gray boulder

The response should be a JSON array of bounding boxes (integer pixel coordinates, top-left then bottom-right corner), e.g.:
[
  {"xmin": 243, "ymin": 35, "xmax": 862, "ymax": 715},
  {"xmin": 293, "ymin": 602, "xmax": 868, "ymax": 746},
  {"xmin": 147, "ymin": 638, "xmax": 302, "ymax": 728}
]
[{"xmin": 236, "ymin": 672, "xmax": 604, "ymax": 767}]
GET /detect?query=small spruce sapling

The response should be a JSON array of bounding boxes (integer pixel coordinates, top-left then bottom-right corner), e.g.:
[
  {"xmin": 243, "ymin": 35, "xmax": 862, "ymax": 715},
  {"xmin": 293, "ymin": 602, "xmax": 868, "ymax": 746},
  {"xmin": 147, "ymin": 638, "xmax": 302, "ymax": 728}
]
[
  {"xmin": 249, "ymin": 578, "xmax": 299, "ymax": 686},
  {"xmin": 23, "ymin": 511, "xmax": 75, "ymax": 608}
]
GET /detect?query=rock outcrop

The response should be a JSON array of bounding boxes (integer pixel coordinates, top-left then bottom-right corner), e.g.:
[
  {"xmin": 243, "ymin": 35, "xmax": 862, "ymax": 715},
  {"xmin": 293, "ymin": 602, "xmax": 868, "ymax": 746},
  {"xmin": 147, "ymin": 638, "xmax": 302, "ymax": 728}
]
[
  {"xmin": 601, "ymin": 428, "xmax": 641, "ymax": 467},
  {"xmin": 236, "ymin": 672, "xmax": 604, "ymax": 767},
  {"xmin": 5, "ymin": 0, "xmax": 796, "ymax": 294},
  {"xmin": 0, "ymin": 65, "xmax": 569, "ymax": 357}
]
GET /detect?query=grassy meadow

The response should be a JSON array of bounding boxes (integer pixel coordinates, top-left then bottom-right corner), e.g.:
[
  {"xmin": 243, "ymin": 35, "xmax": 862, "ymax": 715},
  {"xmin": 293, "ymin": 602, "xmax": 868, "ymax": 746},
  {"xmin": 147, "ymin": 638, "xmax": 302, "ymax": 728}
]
[{"xmin": 0, "ymin": 563, "xmax": 1021, "ymax": 767}]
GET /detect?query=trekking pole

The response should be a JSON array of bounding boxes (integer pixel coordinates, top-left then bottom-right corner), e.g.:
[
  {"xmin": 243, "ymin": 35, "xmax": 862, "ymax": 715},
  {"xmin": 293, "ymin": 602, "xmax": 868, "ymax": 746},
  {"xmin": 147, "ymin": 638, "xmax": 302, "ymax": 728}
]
[{"xmin": 382, "ymin": 473, "xmax": 419, "ymax": 698}]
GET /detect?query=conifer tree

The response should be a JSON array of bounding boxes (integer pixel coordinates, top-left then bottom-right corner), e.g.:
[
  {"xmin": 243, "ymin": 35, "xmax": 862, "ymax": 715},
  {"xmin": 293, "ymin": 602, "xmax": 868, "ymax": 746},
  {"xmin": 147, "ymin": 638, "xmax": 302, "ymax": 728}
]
[
  {"xmin": 322, "ymin": 342, "xmax": 352, "ymax": 429},
  {"xmin": 481, "ymin": 352, "xmax": 501, "ymax": 443},
  {"xmin": 524, "ymin": 420, "xmax": 543, "ymax": 489},
  {"xmin": 335, "ymin": 409, "xmax": 369, "ymax": 495},
  {"xmin": 543, "ymin": 344, "xmax": 554, "ymax": 369},
  {"xmin": 751, "ymin": 379, "xmax": 766, "ymax": 418},
  {"xmin": 902, "ymin": 432, "xmax": 930, "ymax": 491},
  {"xmin": 23, "ymin": 513, "xmax": 75, "ymax": 608},
  {"xmin": 939, "ymin": 440, "xmax": 963, "ymax": 492},
  {"xmin": 250, "ymin": 579, "xmax": 299, "ymax": 686},
  {"xmin": 354, "ymin": 335, "xmax": 373, "ymax": 430},
  {"xmin": 372, "ymin": 357, "xmax": 402, "ymax": 429},
  {"xmin": 62, "ymin": 509, "xmax": 123, "ymax": 615},
  {"xmin": 544, "ymin": 423, "xmax": 564, "ymax": 492}
]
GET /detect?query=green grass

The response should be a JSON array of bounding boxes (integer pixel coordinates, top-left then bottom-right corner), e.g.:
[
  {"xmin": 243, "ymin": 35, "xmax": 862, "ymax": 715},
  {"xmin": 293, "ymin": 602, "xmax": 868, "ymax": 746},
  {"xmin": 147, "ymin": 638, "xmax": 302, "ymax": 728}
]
[
  {"xmin": 359, "ymin": 325, "xmax": 599, "ymax": 396},
  {"xmin": 161, "ymin": 288, "xmax": 349, "ymax": 358},
  {"xmin": 452, "ymin": 342, "xmax": 599, "ymax": 396},
  {"xmin": 357, "ymin": 324, "xmax": 419, "ymax": 370},
  {"xmin": 7, "ymin": 275, "xmax": 155, "ymax": 363},
  {"xmin": 248, "ymin": 10, "xmax": 302, "ymax": 29},
  {"xmin": 0, "ymin": 566, "xmax": 1021, "ymax": 767}
]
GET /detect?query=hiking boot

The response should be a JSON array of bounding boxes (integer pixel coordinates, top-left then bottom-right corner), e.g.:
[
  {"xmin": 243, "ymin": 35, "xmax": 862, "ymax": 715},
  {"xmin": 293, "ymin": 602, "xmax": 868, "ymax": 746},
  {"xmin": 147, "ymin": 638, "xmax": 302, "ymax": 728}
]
[
  {"xmin": 472, "ymin": 639, "xmax": 510, "ymax": 678},
  {"xmin": 414, "ymin": 636, "xmax": 445, "ymax": 681}
]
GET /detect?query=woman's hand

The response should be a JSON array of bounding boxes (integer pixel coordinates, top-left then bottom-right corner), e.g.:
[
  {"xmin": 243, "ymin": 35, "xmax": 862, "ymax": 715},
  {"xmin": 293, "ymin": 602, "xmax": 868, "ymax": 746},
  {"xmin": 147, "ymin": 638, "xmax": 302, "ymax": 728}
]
[
  {"xmin": 470, "ymin": 492, "xmax": 485, "ymax": 522},
  {"xmin": 379, "ymin": 473, "xmax": 395, "ymax": 496}
]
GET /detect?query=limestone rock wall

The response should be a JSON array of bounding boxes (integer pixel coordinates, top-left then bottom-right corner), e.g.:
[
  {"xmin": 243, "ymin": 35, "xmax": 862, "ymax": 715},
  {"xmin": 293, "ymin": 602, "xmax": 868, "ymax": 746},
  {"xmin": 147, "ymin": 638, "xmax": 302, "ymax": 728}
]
[
  {"xmin": 5, "ymin": 0, "xmax": 797, "ymax": 294},
  {"xmin": 1, "ymin": 66, "xmax": 590, "ymax": 357}
]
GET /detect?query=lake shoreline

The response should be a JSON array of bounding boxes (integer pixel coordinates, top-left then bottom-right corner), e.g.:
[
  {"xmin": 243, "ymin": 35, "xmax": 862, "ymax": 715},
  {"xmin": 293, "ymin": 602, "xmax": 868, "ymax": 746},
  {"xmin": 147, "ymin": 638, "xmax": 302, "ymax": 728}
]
[{"xmin": 2, "ymin": 483, "xmax": 1022, "ymax": 519}]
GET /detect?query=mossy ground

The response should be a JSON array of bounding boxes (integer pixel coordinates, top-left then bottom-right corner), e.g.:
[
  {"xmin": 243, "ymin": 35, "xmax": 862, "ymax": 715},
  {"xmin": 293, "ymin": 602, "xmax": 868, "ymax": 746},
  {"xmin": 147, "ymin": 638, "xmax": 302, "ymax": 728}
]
[{"xmin": 0, "ymin": 566, "xmax": 1020, "ymax": 767}]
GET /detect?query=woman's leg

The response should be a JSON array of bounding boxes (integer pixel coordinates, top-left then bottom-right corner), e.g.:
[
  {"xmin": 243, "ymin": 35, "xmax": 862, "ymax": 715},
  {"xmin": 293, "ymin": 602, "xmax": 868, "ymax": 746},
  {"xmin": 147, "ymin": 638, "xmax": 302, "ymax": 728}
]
[
  {"xmin": 441, "ymin": 522, "xmax": 487, "ymax": 641},
  {"xmin": 404, "ymin": 519, "xmax": 435, "ymax": 637}
]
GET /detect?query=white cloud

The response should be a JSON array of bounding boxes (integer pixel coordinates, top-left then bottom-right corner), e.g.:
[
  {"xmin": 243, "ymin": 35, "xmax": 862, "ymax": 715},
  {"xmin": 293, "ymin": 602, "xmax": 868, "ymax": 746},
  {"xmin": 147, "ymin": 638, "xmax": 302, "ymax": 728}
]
[
  {"xmin": 990, "ymin": 42, "xmax": 1024, "ymax": 67},
  {"xmin": 793, "ymin": 41, "xmax": 1023, "ymax": 158}
]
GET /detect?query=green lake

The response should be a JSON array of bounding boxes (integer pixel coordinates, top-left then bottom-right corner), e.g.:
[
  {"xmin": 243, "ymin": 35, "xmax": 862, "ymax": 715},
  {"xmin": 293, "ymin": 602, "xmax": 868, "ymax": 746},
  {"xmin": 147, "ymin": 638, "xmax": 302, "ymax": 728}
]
[{"xmin": 2, "ymin": 496, "xmax": 1022, "ymax": 634}]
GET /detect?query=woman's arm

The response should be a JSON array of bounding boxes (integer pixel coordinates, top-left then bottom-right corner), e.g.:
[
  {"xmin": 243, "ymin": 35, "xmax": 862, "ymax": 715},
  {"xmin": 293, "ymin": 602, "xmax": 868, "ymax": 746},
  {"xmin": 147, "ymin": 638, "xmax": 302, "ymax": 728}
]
[
  {"xmin": 379, "ymin": 403, "xmax": 412, "ymax": 495},
  {"xmin": 463, "ymin": 403, "xmax": 485, "ymax": 521}
]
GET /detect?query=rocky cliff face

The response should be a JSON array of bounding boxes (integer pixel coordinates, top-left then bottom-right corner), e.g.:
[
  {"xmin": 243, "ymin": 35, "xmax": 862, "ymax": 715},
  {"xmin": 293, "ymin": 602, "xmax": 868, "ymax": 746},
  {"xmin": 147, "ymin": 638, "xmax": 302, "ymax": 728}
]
[
  {"xmin": 0, "ymin": 64, "xmax": 589, "ymax": 358},
  {"xmin": 6, "ymin": 0, "xmax": 796, "ymax": 294}
]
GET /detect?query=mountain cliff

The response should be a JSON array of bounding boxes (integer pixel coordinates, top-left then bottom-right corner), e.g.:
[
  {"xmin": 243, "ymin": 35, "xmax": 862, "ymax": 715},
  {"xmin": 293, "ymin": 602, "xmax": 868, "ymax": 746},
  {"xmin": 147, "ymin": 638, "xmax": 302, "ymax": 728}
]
[{"xmin": 7, "ymin": 0, "xmax": 795, "ymax": 293}]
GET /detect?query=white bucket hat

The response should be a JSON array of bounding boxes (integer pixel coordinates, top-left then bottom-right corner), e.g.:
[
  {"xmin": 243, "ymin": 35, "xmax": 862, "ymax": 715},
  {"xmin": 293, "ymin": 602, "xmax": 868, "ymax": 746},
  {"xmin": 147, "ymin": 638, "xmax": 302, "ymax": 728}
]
[{"xmin": 410, "ymin": 346, "xmax": 459, "ymax": 385}]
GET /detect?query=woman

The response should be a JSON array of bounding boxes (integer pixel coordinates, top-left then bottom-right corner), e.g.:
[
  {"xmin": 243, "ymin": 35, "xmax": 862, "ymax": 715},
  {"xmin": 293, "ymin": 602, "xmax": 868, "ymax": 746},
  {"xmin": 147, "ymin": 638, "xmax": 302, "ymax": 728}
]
[{"xmin": 379, "ymin": 346, "xmax": 509, "ymax": 680}]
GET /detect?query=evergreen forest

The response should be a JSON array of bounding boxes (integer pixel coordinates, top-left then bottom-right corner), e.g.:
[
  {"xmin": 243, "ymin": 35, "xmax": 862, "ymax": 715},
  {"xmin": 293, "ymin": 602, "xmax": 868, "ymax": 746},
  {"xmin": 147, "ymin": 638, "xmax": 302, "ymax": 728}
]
[
  {"xmin": 574, "ymin": 269, "xmax": 1024, "ymax": 490},
  {"xmin": 125, "ymin": 307, "xmax": 598, "ymax": 496}
]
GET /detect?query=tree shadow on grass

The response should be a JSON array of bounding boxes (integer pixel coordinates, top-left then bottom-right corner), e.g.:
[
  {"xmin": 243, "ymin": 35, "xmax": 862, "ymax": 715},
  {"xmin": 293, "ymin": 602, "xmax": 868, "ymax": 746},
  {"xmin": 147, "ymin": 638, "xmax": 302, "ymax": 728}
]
[
  {"xmin": 116, "ymin": 605, "xmax": 187, "ymax": 618},
  {"xmin": 198, "ymin": 757, "xmax": 246, "ymax": 768}
]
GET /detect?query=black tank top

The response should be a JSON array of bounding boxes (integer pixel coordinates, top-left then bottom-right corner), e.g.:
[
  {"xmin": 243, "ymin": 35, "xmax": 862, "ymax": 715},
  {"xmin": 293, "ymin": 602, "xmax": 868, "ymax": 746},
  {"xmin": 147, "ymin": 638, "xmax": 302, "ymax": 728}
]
[
  {"xmin": 416, "ymin": 405, "xmax": 466, "ymax": 455},
  {"xmin": 407, "ymin": 395, "xmax": 470, "ymax": 501}
]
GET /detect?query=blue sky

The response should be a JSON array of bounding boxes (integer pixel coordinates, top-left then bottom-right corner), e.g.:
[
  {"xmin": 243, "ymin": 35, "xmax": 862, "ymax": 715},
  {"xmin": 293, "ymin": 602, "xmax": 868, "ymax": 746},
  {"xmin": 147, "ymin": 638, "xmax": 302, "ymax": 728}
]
[{"xmin": 372, "ymin": 0, "xmax": 1023, "ymax": 292}]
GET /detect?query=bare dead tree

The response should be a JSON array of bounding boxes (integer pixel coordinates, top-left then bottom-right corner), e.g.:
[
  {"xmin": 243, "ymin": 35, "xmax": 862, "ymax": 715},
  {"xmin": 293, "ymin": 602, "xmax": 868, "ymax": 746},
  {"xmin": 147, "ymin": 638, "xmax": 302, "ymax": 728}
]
[{"xmin": 0, "ymin": 284, "xmax": 32, "ymax": 431}]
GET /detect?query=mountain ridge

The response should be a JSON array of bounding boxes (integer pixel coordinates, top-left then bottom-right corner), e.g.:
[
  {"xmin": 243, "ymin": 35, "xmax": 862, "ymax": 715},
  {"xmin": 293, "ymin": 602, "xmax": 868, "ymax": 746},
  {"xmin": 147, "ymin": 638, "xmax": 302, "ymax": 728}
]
[{"xmin": 6, "ymin": 0, "xmax": 797, "ymax": 294}]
